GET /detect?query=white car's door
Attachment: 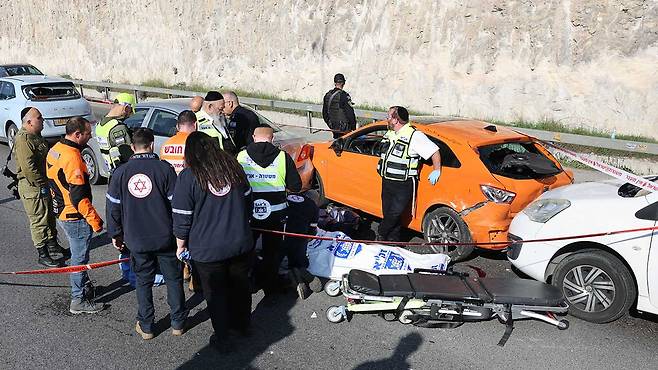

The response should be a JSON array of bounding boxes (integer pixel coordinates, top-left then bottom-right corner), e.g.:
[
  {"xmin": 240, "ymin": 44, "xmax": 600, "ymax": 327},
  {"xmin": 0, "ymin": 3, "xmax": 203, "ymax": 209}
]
[
  {"xmin": 640, "ymin": 193, "xmax": 658, "ymax": 311},
  {"xmin": 146, "ymin": 109, "xmax": 178, "ymax": 154}
]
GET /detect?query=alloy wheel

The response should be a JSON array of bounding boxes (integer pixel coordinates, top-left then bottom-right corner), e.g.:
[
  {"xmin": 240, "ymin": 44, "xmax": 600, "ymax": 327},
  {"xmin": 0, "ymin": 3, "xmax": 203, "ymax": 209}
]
[
  {"xmin": 562, "ymin": 264, "xmax": 616, "ymax": 313},
  {"xmin": 426, "ymin": 214, "xmax": 461, "ymax": 254}
]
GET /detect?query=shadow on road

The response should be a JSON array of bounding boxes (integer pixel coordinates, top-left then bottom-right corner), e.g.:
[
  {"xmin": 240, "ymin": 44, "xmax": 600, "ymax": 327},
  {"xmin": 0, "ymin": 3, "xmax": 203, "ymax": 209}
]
[
  {"xmin": 0, "ymin": 197, "xmax": 18, "ymax": 206},
  {"xmin": 95, "ymin": 278, "xmax": 134, "ymax": 304},
  {"xmin": 353, "ymin": 332, "xmax": 423, "ymax": 370},
  {"xmin": 177, "ymin": 291, "xmax": 297, "ymax": 369}
]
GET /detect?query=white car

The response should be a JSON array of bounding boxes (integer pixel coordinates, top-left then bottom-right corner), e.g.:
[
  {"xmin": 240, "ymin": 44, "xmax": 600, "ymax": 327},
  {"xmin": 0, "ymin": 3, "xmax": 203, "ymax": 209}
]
[
  {"xmin": 508, "ymin": 177, "xmax": 658, "ymax": 323},
  {"xmin": 0, "ymin": 75, "xmax": 94, "ymax": 147}
]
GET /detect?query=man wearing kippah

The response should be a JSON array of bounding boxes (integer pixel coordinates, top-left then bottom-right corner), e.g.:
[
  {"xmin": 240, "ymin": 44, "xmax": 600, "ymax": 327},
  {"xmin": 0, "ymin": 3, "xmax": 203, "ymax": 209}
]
[{"xmin": 196, "ymin": 91, "xmax": 237, "ymax": 155}]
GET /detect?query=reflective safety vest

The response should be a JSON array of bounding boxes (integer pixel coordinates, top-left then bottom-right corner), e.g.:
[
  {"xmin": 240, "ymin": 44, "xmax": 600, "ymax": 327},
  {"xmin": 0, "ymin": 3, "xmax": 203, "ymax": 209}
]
[
  {"xmin": 95, "ymin": 117, "xmax": 132, "ymax": 172},
  {"xmin": 196, "ymin": 110, "xmax": 230, "ymax": 150},
  {"xmin": 237, "ymin": 149, "xmax": 287, "ymax": 220},
  {"xmin": 160, "ymin": 131, "xmax": 189, "ymax": 175},
  {"xmin": 377, "ymin": 124, "xmax": 420, "ymax": 181}
]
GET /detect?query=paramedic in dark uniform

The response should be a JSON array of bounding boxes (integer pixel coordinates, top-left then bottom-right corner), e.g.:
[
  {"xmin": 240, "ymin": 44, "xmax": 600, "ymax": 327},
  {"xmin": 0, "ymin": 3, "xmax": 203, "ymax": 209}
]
[
  {"xmin": 172, "ymin": 131, "xmax": 254, "ymax": 352},
  {"xmin": 237, "ymin": 126, "xmax": 302, "ymax": 298},
  {"xmin": 106, "ymin": 128, "xmax": 187, "ymax": 340},
  {"xmin": 322, "ymin": 73, "xmax": 356, "ymax": 139},
  {"xmin": 377, "ymin": 106, "xmax": 442, "ymax": 241}
]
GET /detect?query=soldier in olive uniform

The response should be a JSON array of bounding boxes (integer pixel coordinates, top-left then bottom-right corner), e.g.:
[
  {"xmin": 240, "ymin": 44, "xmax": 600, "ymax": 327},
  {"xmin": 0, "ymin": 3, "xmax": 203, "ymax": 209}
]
[{"xmin": 14, "ymin": 107, "xmax": 69, "ymax": 267}]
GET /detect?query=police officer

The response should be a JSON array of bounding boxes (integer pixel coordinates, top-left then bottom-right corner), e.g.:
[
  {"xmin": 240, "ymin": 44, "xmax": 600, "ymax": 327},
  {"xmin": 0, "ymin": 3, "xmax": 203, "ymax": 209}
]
[
  {"xmin": 106, "ymin": 128, "xmax": 187, "ymax": 340},
  {"xmin": 95, "ymin": 93, "xmax": 135, "ymax": 173},
  {"xmin": 196, "ymin": 91, "xmax": 236, "ymax": 154},
  {"xmin": 13, "ymin": 107, "xmax": 67, "ymax": 267},
  {"xmin": 377, "ymin": 106, "xmax": 442, "ymax": 242},
  {"xmin": 223, "ymin": 91, "xmax": 260, "ymax": 151},
  {"xmin": 47, "ymin": 117, "xmax": 105, "ymax": 314},
  {"xmin": 322, "ymin": 73, "xmax": 357, "ymax": 139},
  {"xmin": 237, "ymin": 126, "xmax": 302, "ymax": 298}
]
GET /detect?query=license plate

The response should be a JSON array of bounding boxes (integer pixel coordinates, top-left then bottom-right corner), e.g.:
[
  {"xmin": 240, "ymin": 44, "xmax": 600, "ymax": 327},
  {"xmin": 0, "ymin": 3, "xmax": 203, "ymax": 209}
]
[{"xmin": 53, "ymin": 118, "xmax": 68, "ymax": 126}]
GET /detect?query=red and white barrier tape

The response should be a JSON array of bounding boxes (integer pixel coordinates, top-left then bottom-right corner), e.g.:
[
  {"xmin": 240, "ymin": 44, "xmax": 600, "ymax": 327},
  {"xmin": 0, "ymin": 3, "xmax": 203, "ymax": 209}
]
[
  {"xmin": 0, "ymin": 258, "xmax": 128, "ymax": 275},
  {"xmin": 253, "ymin": 225, "xmax": 658, "ymax": 248}
]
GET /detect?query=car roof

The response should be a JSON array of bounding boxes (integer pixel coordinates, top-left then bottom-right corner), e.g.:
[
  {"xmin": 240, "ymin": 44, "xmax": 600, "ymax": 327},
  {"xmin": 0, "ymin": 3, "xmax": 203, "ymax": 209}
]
[
  {"xmin": 136, "ymin": 98, "xmax": 191, "ymax": 112},
  {"xmin": 0, "ymin": 64, "xmax": 37, "ymax": 68},
  {"xmin": 1, "ymin": 75, "xmax": 69, "ymax": 85},
  {"xmin": 417, "ymin": 119, "xmax": 530, "ymax": 147}
]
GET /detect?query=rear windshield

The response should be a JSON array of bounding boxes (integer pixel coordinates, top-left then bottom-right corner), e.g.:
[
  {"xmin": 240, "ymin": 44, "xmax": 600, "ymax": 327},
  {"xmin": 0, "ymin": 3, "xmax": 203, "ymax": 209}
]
[
  {"xmin": 618, "ymin": 175, "xmax": 658, "ymax": 198},
  {"xmin": 3, "ymin": 65, "xmax": 43, "ymax": 76},
  {"xmin": 22, "ymin": 82, "xmax": 80, "ymax": 101},
  {"xmin": 478, "ymin": 141, "xmax": 561, "ymax": 179}
]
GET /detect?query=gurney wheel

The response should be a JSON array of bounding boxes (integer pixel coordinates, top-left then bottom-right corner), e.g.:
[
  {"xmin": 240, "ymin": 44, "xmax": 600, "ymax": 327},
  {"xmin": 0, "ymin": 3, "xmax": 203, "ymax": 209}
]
[
  {"xmin": 326, "ymin": 306, "xmax": 346, "ymax": 323},
  {"xmin": 398, "ymin": 310, "xmax": 414, "ymax": 325},
  {"xmin": 380, "ymin": 312, "xmax": 397, "ymax": 322},
  {"xmin": 558, "ymin": 319, "xmax": 569, "ymax": 330},
  {"xmin": 324, "ymin": 280, "xmax": 341, "ymax": 297}
]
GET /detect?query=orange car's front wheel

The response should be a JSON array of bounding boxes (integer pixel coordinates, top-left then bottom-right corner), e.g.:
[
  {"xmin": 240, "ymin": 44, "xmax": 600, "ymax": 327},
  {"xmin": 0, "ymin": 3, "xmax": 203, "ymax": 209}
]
[{"xmin": 422, "ymin": 207, "xmax": 474, "ymax": 262}]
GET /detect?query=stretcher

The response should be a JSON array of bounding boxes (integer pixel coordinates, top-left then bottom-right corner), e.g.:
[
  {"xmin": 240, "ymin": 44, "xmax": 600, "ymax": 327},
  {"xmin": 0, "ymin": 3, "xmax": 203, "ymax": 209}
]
[{"xmin": 325, "ymin": 268, "xmax": 570, "ymax": 346}]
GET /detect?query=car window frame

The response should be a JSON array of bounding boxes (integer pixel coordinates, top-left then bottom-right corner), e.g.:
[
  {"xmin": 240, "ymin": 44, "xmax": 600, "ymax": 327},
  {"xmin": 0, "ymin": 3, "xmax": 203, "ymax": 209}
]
[
  {"xmin": 425, "ymin": 136, "xmax": 461, "ymax": 168},
  {"xmin": 146, "ymin": 108, "xmax": 179, "ymax": 138},
  {"xmin": 341, "ymin": 124, "xmax": 389, "ymax": 157},
  {"xmin": 123, "ymin": 107, "xmax": 151, "ymax": 129}
]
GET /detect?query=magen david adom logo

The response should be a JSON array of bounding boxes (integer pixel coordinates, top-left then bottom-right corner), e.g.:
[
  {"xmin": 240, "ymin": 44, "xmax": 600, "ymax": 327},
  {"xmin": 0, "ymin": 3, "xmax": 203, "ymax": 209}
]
[{"xmin": 128, "ymin": 174, "xmax": 153, "ymax": 198}]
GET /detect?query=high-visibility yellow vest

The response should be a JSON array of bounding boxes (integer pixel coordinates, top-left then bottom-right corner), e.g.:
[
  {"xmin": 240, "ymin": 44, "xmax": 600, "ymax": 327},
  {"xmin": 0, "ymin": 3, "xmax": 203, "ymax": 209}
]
[
  {"xmin": 237, "ymin": 149, "xmax": 287, "ymax": 220},
  {"xmin": 95, "ymin": 117, "xmax": 131, "ymax": 172},
  {"xmin": 196, "ymin": 110, "xmax": 224, "ymax": 150},
  {"xmin": 377, "ymin": 124, "xmax": 420, "ymax": 181}
]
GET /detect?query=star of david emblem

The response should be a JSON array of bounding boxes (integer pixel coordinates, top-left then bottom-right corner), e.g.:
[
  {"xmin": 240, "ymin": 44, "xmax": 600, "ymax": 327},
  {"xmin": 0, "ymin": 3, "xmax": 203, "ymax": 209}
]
[{"xmin": 128, "ymin": 174, "xmax": 153, "ymax": 198}]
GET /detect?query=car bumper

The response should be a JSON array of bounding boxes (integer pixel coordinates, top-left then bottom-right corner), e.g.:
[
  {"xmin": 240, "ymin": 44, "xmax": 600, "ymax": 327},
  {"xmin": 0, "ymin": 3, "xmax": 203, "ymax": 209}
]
[
  {"xmin": 41, "ymin": 114, "xmax": 95, "ymax": 140},
  {"xmin": 461, "ymin": 202, "xmax": 515, "ymax": 250},
  {"xmin": 506, "ymin": 212, "xmax": 558, "ymax": 282}
]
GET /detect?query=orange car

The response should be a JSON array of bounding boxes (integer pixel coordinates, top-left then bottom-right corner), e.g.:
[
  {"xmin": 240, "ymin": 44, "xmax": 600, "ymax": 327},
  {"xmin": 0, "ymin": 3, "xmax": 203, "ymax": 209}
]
[{"xmin": 311, "ymin": 118, "xmax": 574, "ymax": 261}]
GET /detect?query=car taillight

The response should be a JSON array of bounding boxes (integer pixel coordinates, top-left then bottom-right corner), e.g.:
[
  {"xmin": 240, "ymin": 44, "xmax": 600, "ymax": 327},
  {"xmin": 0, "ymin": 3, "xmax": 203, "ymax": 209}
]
[
  {"xmin": 480, "ymin": 185, "xmax": 516, "ymax": 204},
  {"xmin": 296, "ymin": 144, "xmax": 313, "ymax": 162}
]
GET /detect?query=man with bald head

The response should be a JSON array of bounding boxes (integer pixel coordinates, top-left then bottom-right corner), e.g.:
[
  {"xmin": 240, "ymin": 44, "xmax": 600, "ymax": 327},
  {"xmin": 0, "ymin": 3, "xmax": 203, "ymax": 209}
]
[
  {"xmin": 189, "ymin": 96, "xmax": 204, "ymax": 113},
  {"xmin": 237, "ymin": 126, "xmax": 301, "ymax": 300},
  {"xmin": 13, "ymin": 107, "xmax": 66, "ymax": 267},
  {"xmin": 223, "ymin": 91, "xmax": 260, "ymax": 151}
]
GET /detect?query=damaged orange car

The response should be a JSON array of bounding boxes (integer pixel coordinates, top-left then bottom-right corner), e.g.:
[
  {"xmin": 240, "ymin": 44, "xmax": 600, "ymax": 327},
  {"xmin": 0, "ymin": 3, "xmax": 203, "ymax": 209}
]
[{"xmin": 311, "ymin": 118, "xmax": 574, "ymax": 261}]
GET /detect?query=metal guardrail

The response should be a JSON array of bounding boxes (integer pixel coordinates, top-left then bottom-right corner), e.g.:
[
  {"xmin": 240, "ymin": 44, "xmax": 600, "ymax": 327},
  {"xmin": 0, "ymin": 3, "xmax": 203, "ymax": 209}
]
[{"xmin": 73, "ymin": 79, "xmax": 658, "ymax": 155}]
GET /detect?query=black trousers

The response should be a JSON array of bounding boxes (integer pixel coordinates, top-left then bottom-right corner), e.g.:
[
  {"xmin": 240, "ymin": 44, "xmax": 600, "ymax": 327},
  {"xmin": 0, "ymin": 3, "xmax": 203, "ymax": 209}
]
[
  {"xmin": 193, "ymin": 251, "xmax": 253, "ymax": 335},
  {"xmin": 252, "ymin": 215, "xmax": 285, "ymax": 295},
  {"xmin": 281, "ymin": 236, "xmax": 309, "ymax": 269},
  {"xmin": 378, "ymin": 178, "xmax": 414, "ymax": 242},
  {"xmin": 131, "ymin": 249, "xmax": 187, "ymax": 333}
]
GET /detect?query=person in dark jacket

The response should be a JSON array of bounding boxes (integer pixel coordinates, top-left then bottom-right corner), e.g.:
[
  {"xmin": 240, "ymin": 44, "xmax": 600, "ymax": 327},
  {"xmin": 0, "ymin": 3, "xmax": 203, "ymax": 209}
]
[
  {"xmin": 172, "ymin": 131, "xmax": 254, "ymax": 353},
  {"xmin": 322, "ymin": 73, "xmax": 357, "ymax": 139},
  {"xmin": 223, "ymin": 91, "xmax": 261, "ymax": 151},
  {"xmin": 237, "ymin": 126, "xmax": 302, "ymax": 298},
  {"xmin": 106, "ymin": 128, "xmax": 187, "ymax": 340}
]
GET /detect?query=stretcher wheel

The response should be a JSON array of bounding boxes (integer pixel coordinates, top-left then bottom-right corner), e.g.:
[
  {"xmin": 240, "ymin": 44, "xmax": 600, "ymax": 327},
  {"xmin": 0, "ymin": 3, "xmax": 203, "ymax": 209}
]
[
  {"xmin": 324, "ymin": 280, "xmax": 341, "ymax": 297},
  {"xmin": 398, "ymin": 310, "xmax": 414, "ymax": 324},
  {"xmin": 326, "ymin": 306, "xmax": 346, "ymax": 323},
  {"xmin": 558, "ymin": 319, "xmax": 569, "ymax": 330},
  {"xmin": 380, "ymin": 312, "xmax": 397, "ymax": 322}
]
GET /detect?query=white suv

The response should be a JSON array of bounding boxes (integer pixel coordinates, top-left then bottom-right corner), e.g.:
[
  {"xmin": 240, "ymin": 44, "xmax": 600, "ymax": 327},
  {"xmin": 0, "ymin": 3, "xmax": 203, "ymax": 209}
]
[{"xmin": 0, "ymin": 75, "xmax": 94, "ymax": 147}]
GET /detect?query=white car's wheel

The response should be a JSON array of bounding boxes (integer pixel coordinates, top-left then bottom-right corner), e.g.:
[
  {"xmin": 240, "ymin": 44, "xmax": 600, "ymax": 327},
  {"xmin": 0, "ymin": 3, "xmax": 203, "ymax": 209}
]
[
  {"xmin": 398, "ymin": 310, "xmax": 414, "ymax": 324},
  {"xmin": 81, "ymin": 148, "xmax": 102, "ymax": 185},
  {"xmin": 553, "ymin": 250, "xmax": 636, "ymax": 323},
  {"xmin": 326, "ymin": 306, "xmax": 346, "ymax": 323},
  {"xmin": 6, "ymin": 123, "xmax": 18, "ymax": 149},
  {"xmin": 324, "ymin": 280, "xmax": 341, "ymax": 297}
]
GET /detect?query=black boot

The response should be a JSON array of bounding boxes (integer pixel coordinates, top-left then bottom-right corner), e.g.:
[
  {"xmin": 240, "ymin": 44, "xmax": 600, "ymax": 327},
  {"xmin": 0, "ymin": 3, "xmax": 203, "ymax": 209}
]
[
  {"xmin": 37, "ymin": 247, "xmax": 61, "ymax": 268},
  {"xmin": 47, "ymin": 241, "xmax": 71, "ymax": 260}
]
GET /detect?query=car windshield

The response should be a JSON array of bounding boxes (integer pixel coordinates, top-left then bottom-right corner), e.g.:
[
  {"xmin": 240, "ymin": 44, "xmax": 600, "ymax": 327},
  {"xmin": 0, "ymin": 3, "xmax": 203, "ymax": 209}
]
[
  {"xmin": 478, "ymin": 141, "xmax": 561, "ymax": 179},
  {"xmin": 4, "ymin": 65, "xmax": 43, "ymax": 76},
  {"xmin": 22, "ymin": 82, "xmax": 81, "ymax": 101},
  {"xmin": 618, "ymin": 175, "xmax": 658, "ymax": 198}
]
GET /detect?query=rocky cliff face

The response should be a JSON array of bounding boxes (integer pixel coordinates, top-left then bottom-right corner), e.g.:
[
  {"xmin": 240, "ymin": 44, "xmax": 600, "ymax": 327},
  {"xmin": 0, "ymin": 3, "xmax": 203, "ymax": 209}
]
[{"xmin": 2, "ymin": 0, "xmax": 656, "ymax": 137}]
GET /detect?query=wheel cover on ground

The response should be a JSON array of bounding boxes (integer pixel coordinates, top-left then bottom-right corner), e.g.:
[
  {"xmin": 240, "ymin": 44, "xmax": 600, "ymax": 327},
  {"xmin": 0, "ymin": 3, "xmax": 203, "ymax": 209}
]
[
  {"xmin": 562, "ymin": 264, "xmax": 616, "ymax": 313},
  {"xmin": 425, "ymin": 214, "xmax": 462, "ymax": 254}
]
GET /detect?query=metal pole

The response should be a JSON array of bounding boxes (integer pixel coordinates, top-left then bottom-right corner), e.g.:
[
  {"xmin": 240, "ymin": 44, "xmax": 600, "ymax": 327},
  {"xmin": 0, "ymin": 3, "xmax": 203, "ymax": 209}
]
[
  {"xmin": 104, "ymin": 87, "xmax": 109, "ymax": 101},
  {"xmin": 307, "ymin": 111, "xmax": 313, "ymax": 134},
  {"xmin": 79, "ymin": 84, "xmax": 84, "ymax": 98},
  {"xmin": 134, "ymin": 89, "xmax": 139, "ymax": 103}
]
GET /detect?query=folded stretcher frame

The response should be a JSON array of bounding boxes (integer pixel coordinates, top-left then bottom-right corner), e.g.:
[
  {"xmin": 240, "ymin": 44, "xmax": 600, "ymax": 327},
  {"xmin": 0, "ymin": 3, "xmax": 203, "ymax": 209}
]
[{"xmin": 326, "ymin": 268, "xmax": 569, "ymax": 346}]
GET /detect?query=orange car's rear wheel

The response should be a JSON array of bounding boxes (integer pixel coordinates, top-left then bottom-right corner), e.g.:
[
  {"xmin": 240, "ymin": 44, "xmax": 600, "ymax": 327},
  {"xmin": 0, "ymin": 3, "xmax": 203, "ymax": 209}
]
[{"xmin": 422, "ymin": 207, "xmax": 474, "ymax": 262}]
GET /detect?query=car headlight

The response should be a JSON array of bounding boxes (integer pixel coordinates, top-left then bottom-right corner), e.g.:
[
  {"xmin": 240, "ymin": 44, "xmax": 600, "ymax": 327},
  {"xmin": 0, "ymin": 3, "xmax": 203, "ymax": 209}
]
[
  {"xmin": 523, "ymin": 199, "xmax": 571, "ymax": 223},
  {"xmin": 480, "ymin": 185, "xmax": 516, "ymax": 204}
]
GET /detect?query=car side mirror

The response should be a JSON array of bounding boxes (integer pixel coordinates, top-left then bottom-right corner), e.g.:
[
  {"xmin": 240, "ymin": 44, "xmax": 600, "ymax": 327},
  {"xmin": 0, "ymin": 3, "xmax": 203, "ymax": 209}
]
[
  {"xmin": 635, "ymin": 201, "xmax": 658, "ymax": 221},
  {"xmin": 330, "ymin": 138, "xmax": 344, "ymax": 157}
]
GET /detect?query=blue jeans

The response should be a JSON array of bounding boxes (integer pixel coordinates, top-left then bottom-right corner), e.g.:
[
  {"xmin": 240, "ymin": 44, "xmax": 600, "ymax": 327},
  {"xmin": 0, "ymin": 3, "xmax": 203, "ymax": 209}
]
[{"xmin": 57, "ymin": 219, "xmax": 92, "ymax": 299}]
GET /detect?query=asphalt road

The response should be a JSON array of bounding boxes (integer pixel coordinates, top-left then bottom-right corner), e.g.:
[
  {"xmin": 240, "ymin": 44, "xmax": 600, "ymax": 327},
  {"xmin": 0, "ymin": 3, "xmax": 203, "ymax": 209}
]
[{"xmin": 1, "ymin": 123, "xmax": 657, "ymax": 369}]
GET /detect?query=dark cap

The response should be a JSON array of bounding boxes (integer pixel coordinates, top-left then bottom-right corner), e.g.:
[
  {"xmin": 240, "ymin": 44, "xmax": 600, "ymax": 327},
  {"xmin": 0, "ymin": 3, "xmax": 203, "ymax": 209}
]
[
  {"xmin": 20, "ymin": 107, "xmax": 34, "ymax": 121},
  {"xmin": 334, "ymin": 73, "xmax": 346, "ymax": 83},
  {"xmin": 204, "ymin": 91, "xmax": 224, "ymax": 102}
]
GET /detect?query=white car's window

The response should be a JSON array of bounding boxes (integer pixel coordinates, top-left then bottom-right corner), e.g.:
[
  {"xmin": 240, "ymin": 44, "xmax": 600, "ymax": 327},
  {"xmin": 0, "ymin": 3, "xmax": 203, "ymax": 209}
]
[
  {"xmin": 0, "ymin": 82, "xmax": 15, "ymax": 100},
  {"xmin": 124, "ymin": 108, "xmax": 149, "ymax": 129},
  {"xmin": 23, "ymin": 82, "xmax": 81, "ymax": 101},
  {"xmin": 147, "ymin": 109, "xmax": 178, "ymax": 137}
]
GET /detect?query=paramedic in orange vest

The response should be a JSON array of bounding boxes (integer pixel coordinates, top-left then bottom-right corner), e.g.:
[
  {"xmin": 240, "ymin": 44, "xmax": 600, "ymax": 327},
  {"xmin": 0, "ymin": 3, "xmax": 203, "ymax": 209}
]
[
  {"xmin": 160, "ymin": 110, "xmax": 197, "ymax": 175},
  {"xmin": 46, "ymin": 117, "xmax": 105, "ymax": 315}
]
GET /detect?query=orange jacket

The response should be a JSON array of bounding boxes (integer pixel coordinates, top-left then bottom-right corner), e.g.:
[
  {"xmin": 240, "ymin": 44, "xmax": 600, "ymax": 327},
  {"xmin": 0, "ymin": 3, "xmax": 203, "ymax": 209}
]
[
  {"xmin": 46, "ymin": 139, "xmax": 103, "ymax": 232},
  {"xmin": 160, "ymin": 132, "xmax": 189, "ymax": 175}
]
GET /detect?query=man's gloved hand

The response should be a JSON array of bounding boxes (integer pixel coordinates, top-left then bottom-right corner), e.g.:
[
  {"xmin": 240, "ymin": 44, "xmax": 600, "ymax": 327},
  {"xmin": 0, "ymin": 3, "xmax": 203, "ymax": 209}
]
[{"xmin": 428, "ymin": 169, "xmax": 441, "ymax": 185}]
